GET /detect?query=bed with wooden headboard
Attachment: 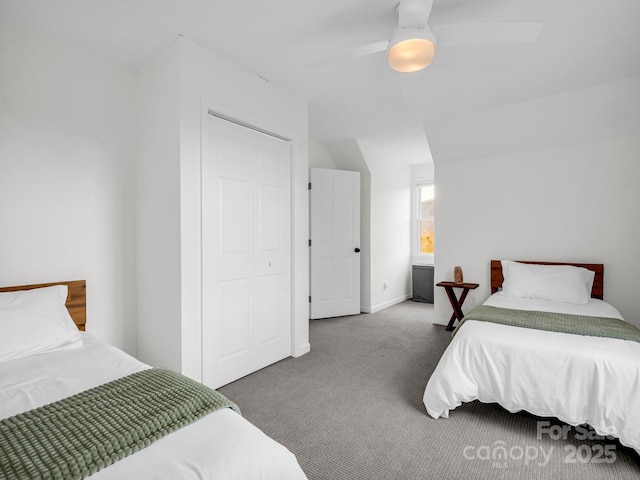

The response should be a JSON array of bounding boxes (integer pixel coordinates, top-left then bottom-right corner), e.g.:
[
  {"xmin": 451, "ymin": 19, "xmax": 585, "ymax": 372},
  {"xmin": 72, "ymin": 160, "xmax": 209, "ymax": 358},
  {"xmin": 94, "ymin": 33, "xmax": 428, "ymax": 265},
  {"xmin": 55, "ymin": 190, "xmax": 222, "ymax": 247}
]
[
  {"xmin": 490, "ymin": 260, "xmax": 604, "ymax": 299},
  {"xmin": 0, "ymin": 280, "xmax": 86, "ymax": 330},
  {"xmin": 0, "ymin": 279, "xmax": 309, "ymax": 479},
  {"xmin": 423, "ymin": 259, "xmax": 640, "ymax": 455}
]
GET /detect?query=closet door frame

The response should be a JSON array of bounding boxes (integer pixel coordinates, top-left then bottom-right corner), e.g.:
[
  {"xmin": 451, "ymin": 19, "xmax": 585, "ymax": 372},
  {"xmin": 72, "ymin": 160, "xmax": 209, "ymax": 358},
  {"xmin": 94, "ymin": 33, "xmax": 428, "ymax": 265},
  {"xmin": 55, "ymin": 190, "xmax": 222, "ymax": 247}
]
[{"xmin": 199, "ymin": 101, "xmax": 305, "ymax": 387}]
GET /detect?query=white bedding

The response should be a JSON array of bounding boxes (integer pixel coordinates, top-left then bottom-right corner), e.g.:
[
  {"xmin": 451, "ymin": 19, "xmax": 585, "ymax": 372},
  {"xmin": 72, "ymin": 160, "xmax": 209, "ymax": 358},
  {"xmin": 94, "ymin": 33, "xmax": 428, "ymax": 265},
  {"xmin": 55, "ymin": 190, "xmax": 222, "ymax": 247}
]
[
  {"xmin": 0, "ymin": 334, "xmax": 308, "ymax": 480},
  {"xmin": 423, "ymin": 294, "xmax": 640, "ymax": 454}
]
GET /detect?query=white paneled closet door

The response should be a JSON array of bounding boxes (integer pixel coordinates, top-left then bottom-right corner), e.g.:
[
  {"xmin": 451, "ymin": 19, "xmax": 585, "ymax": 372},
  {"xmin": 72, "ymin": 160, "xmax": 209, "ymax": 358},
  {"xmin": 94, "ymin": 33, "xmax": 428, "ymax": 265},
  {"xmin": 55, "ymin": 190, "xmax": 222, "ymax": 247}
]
[{"xmin": 202, "ymin": 113, "xmax": 291, "ymax": 389}]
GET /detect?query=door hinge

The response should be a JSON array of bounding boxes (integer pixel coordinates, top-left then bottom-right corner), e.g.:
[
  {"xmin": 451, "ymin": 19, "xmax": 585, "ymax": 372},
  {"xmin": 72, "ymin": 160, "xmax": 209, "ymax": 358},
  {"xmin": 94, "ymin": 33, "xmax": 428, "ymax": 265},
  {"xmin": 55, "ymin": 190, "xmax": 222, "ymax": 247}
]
[
  {"xmin": 308, "ymin": 182, "xmax": 311, "ymax": 190},
  {"xmin": 309, "ymin": 295, "xmax": 312, "ymax": 303},
  {"xmin": 309, "ymin": 239, "xmax": 312, "ymax": 247}
]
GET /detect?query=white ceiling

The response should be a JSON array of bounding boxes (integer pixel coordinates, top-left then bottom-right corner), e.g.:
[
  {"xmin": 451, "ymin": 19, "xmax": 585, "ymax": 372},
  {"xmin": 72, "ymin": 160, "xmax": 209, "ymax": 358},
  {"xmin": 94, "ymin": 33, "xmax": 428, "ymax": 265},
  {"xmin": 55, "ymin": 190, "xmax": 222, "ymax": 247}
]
[{"xmin": 2, "ymin": 0, "xmax": 639, "ymax": 163}]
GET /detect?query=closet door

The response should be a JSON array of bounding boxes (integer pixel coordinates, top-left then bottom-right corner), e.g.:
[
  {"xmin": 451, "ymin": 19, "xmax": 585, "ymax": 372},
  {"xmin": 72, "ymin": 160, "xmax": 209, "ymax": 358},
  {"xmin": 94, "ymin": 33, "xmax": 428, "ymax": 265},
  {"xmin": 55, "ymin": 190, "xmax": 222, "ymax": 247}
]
[{"xmin": 202, "ymin": 113, "xmax": 291, "ymax": 389}]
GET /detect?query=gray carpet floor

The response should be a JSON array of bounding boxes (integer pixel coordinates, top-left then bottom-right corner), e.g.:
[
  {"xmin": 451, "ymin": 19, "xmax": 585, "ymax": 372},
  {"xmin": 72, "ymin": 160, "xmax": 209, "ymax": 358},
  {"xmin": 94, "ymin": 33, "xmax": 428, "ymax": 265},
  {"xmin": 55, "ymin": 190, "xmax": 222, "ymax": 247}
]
[{"xmin": 219, "ymin": 301, "xmax": 640, "ymax": 480}]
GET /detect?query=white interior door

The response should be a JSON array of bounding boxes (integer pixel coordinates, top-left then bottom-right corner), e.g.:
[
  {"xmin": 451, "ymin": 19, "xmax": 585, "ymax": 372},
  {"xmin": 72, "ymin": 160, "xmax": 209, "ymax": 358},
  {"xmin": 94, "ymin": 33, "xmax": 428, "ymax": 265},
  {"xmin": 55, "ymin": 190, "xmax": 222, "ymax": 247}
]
[
  {"xmin": 310, "ymin": 167, "xmax": 361, "ymax": 319},
  {"xmin": 202, "ymin": 113, "xmax": 291, "ymax": 389}
]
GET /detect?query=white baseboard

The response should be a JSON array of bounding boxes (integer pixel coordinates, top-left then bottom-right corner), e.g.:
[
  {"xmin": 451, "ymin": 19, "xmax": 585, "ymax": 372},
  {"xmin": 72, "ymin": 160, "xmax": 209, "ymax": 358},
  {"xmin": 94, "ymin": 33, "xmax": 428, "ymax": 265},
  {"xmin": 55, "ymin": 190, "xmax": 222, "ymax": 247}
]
[
  {"xmin": 293, "ymin": 342, "xmax": 310, "ymax": 357},
  {"xmin": 368, "ymin": 294, "xmax": 411, "ymax": 314}
]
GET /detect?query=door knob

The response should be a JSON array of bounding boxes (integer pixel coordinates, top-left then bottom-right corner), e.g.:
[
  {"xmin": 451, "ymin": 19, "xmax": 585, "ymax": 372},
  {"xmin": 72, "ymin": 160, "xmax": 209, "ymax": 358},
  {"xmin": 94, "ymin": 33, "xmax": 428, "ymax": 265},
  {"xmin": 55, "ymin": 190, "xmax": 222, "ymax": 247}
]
[{"xmin": 354, "ymin": 248, "xmax": 361, "ymax": 253}]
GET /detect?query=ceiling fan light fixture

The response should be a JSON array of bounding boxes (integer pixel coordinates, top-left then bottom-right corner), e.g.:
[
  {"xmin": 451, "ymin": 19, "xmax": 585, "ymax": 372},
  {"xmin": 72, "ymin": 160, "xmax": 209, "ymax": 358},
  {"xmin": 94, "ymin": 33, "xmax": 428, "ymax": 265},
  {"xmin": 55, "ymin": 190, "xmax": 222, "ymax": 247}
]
[{"xmin": 387, "ymin": 26, "xmax": 436, "ymax": 73}]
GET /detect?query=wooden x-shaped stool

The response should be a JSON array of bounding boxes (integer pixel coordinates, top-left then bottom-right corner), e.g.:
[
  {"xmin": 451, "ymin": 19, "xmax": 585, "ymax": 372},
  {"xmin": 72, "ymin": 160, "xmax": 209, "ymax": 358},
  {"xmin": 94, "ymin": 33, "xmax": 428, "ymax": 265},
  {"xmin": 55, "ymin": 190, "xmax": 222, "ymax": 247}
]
[{"xmin": 436, "ymin": 281, "xmax": 479, "ymax": 331}]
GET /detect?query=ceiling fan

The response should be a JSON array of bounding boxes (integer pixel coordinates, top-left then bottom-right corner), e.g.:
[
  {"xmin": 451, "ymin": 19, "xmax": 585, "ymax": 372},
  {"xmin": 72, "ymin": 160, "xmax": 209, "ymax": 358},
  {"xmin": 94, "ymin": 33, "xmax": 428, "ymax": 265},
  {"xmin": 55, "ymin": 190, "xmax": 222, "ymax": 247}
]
[{"xmin": 313, "ymin": 0, "xmax": 543, "ymax": 73}]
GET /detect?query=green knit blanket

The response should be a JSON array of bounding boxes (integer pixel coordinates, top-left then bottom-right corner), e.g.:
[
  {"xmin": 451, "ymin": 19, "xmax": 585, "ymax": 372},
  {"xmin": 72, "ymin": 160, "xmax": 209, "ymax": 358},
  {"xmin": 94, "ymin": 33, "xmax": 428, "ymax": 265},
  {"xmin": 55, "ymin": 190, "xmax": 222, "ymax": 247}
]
[
  {"xmin": 0, "ymin": 368, "xmax": 239, "ymax": 480},
  {"xmin": 452, "ymin": 305, "xmax": 640, "ymax": 344}
]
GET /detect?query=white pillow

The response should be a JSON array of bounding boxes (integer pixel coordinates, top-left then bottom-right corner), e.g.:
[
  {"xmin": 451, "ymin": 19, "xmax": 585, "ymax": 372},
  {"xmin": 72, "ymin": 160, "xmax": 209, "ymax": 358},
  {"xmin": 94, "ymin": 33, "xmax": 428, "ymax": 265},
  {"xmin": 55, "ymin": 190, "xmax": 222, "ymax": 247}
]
[
  {"xmin": 501, "ymin": 260, "xmax": 592, "ymax": 304},
  {"xmin": 0, "ymin": 285, "xmax": 82, "ymax": 363},
  {"xmin": 581, "ymin": 268, "xmax": 596, "ymax": 297}
]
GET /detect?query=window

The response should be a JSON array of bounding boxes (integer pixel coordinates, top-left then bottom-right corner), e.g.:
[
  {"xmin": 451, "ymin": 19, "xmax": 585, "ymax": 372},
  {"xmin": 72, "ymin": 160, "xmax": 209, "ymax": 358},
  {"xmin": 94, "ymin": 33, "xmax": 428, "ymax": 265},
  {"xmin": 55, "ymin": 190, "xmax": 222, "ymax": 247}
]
[{"xmin": 418, "ymin": 183, "xmax": 434, "ymax": 255}]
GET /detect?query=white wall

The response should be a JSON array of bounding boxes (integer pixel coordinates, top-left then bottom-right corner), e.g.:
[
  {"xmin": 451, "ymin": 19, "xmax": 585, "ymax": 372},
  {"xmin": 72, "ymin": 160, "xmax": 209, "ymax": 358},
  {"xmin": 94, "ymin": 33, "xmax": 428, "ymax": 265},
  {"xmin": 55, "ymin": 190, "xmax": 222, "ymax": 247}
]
[
  {"xmin": 0, "ymin": 22, "xmax": 137, "ymax": 350},
  {"xmin": 136, "ymin": 37, "xmax": 310, "ymax": 379},
  {"xmin": 434, "ymin": 135, "xmax": 640, "ymax": 327},
  {"xmin": 135, "ymin": 41, "xmax": 182, "ymax": 370},
  {"xmin": 357, "ymin": 139, "xmax": 413, "ymax": 313},
  {"xmin": 309, "ymin": 139, "xmax": 337, "ymax": 169},
  {"xmin": 412, "ymin": 163, "xmax": 434, "ymax": 180}
]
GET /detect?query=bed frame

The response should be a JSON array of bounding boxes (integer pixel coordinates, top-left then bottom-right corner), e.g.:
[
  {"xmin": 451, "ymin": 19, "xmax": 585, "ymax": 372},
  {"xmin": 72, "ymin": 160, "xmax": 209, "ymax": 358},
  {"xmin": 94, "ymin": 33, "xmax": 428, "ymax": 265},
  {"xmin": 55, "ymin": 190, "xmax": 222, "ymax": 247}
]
[
  {"xmin": 490, "ymin": 260, "xmax": 604, "ymax": 300},
  {"xmin": 0, "ymin": 280, "xmax": 86, "ymax": 330}
]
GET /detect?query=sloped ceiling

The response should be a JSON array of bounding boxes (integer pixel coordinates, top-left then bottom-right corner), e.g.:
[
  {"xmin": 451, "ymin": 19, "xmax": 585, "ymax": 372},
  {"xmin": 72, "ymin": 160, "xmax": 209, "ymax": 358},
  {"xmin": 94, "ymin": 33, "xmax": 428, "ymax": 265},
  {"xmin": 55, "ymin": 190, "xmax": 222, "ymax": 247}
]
[{"xmin": 1, "ymin": 0, "xmax": 639, "ymax": 163}]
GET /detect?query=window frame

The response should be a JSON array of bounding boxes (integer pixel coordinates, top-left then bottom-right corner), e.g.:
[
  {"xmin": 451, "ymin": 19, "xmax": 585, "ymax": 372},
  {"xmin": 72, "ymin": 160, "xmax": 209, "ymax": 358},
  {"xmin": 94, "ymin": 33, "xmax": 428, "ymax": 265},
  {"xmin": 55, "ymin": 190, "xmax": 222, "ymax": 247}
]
[{"xmin": 412, "ymin": 179, "xmax": 434, "ymax": 265}]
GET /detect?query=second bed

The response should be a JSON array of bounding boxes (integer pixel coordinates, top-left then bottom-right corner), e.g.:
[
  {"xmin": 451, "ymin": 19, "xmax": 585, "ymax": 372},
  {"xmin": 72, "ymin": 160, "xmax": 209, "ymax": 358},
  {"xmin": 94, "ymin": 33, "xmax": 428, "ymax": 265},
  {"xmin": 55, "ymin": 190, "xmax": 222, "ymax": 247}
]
[{"xmin": 423, "ymin": 260, "xmax": 640, "ymax": 454}]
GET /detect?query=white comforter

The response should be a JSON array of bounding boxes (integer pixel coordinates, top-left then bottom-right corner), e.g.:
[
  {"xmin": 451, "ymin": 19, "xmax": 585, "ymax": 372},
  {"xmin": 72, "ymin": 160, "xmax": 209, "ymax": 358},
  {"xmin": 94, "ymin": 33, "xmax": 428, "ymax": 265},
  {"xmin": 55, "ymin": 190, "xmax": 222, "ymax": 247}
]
[
  {"xmin": 0, "ymin": 334, "xmax": 308, "ymax": 480},
  {"xmin": 423, "ymin": 294, "xmax": 640, "ymax": 454}
]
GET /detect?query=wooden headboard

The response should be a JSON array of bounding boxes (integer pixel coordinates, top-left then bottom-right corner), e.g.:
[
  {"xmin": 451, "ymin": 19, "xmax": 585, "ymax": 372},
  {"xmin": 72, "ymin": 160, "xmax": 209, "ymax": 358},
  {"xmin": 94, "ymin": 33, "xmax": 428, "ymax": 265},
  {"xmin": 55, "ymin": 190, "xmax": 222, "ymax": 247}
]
[
  {"xmin": 0, "ymin": 280, "xmax": 86, "ymax": 330},
  {"xmin": 490, "ymin": 260, "xmax": 604, "ymax": 300}
]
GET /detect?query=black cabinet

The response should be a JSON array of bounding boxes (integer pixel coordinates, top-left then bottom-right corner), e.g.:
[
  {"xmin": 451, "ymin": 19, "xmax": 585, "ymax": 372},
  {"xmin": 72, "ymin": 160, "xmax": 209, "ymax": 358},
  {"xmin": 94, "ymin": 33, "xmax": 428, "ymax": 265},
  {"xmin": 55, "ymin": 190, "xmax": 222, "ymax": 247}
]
[{"xmin": 412, "ymin": 265, "xmax": 434, "ymax": 303}]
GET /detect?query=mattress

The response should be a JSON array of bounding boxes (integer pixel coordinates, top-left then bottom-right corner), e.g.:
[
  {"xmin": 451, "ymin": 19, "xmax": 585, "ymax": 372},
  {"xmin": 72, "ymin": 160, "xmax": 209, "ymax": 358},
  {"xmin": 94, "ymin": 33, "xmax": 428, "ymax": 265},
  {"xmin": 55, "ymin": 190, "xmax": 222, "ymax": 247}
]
[
  {"xmin": 0, "ymin": 334, "xmax": 308, "ymax": 480},
  {"xmin": 423, "ymin": 293, "xmax": 640, "ymax": 454}
]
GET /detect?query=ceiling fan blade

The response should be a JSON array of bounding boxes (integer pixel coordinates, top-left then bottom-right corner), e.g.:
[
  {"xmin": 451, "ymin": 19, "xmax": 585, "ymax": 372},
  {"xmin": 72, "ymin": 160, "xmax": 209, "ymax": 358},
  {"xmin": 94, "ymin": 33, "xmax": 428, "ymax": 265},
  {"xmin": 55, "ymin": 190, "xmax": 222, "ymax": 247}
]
[
  {"xmin": 307, "ymin": 40, "xmax": 389, "ymax": 69},
  {"xmin": 433, "ymin": 21, "xmax": 544, "ymax": 47}
]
